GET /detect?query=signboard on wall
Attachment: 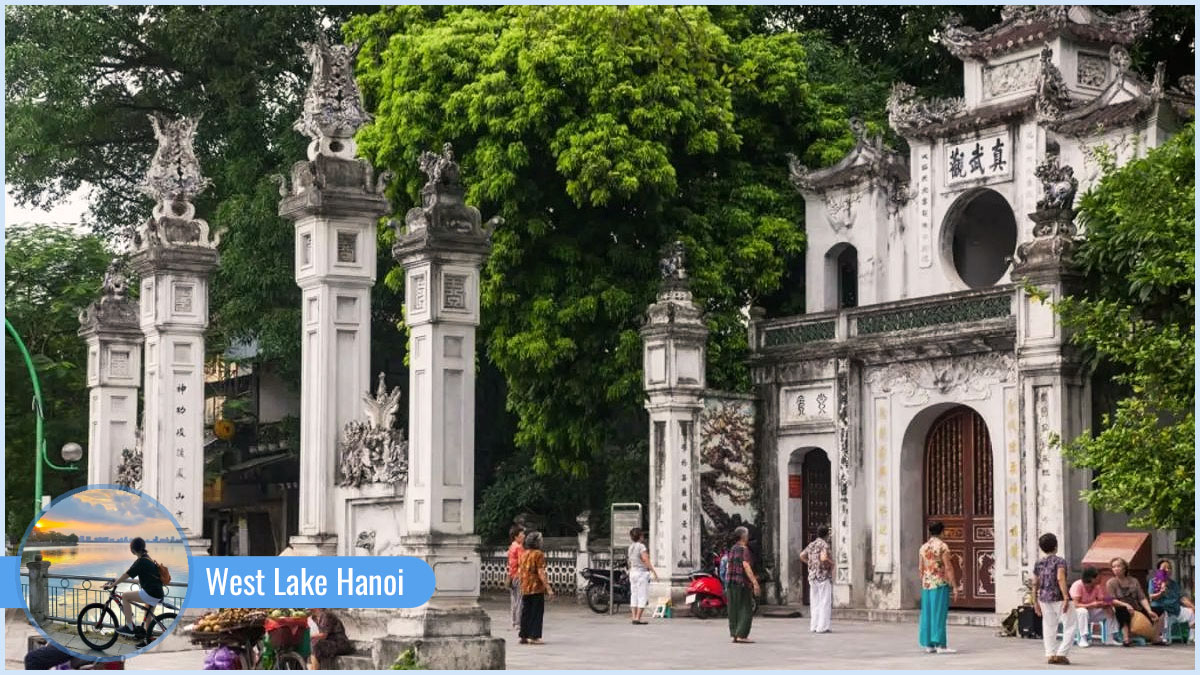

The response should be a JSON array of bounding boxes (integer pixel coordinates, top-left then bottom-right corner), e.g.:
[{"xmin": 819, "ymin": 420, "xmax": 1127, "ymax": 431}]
[{"xmin": 944, "ymin": 131, "xmax": 1012, "ymax": 187}]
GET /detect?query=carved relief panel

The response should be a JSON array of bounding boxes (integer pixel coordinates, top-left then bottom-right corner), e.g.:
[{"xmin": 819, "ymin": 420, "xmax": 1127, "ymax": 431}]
[{"xmin": 780, "ymin": 384, "xmax": 835, "ymax": 426}]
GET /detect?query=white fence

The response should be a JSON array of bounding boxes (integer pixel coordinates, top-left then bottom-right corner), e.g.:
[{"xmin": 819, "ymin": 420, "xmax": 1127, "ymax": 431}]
[{"xmin": 480, "ymin": 546, "xmax": 628, "ymax": 596}]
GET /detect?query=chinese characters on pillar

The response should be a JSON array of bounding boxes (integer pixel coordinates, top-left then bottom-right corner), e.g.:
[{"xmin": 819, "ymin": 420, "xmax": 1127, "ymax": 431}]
[
  {"xmin": 174, "ymin": 381, "xmax": 188, "ymax": 520},
  {"xmin": 944, "ymin": 132, "xmax": 1011, "ymax": 186}
]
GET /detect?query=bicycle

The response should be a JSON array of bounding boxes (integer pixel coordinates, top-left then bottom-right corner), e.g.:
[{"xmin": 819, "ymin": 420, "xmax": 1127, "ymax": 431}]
[{"xmin": 76, "ymin": 587, "xmax": 178, "ymax": 652}]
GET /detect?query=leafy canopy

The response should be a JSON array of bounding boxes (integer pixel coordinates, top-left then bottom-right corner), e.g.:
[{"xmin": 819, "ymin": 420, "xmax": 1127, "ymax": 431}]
[
  {"xmin": 349, "ymin": 6, "xmax": 873, "ymax": 476},
  {"xmin": 5, "ymin": 225, "xmax": 111, "ymax": 541},
  {"xmin": 1058, "ymin": 124, "xmax": 1195, "ymax": 546}
]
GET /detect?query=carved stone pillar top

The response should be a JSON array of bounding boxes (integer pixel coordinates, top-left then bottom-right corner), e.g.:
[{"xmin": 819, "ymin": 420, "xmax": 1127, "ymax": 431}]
[
  {"xmin": 276, "ymin": 153, "xmax": 392, "ymax": 221},
  {"xmin": 392, "ymin": 143, "xmax": 502, "ymax": 264},
  {"xmin": 1012, "ymin": 157, "xmax": 1081, "ymax": 281},
  {"xmin": 132, "ymin": 114, "xmax": 221, "ymax": 262},
  {"xmin": 131, "ymin": 115, "xmax": 221, "ymax": 278},
  {"xmin": 295, "ymin": 33, "xmax": 372, "ymax": 161},
  {"xmin": 78, "ymin": 261, "xmax": 140, "ymax": 338},
  {"xmin": 642, "ymin": 241, "xmax": 707, "ymax": 336}
]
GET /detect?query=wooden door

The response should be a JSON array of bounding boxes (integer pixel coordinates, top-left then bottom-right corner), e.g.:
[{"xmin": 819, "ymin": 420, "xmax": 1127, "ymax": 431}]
[
  {"xmin": 801, "ymin": 451, "xmax": 831, "ymax": 605},
  {"xmin": 924, "ymin": 407, "xmax": 995, "ymax": 609}
]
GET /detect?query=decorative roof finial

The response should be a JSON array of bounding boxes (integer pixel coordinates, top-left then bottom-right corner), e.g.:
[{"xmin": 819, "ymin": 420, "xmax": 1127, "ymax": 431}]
[
  {"xmin": 100, "ymin": 259, "xmax": 130, "ymax": 303},
  {"xmin": 418, "ymin": 142, "xmax": 461, "ymax": 191},
  {"xmin": 1034, "ymin": 156, "xmax": 1078, "ymax": 212},
  {"xmin": 132, "ymin": 114, "xmax": 219, "ymax": 251},
  {"xmin": 398, "ymin": 142, "xmax": 503, "ymax": 242},
  {"xmin": 659, "ymin": 240, "xmax": 688, "ymax": 282},
  {"xmin": 295, "ymin": 32, "xmax": 371, "ymax": 160},
  {"xmin": 1110, "ymin": 44, "xmax": 1132, "ymax": 74},
  {"xmin": 139, "ymin": 113, "xmax": 210, "ymax": 221}
]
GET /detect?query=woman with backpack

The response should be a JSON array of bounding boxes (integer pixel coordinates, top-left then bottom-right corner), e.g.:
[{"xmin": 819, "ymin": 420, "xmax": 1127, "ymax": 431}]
[{"xmin": 103, "ymin": 537, "xmax": 166, "ymax": 638}]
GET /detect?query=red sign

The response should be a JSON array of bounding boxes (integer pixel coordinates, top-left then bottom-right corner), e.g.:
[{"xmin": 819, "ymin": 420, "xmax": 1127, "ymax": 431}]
[{"xmin": 788, "ymin": 474, "xmax": 803, "ymax": 499}]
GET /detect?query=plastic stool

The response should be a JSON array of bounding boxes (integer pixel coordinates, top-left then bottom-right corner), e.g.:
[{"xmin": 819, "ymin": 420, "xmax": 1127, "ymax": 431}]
[{"xmin": 651, "ymin": 598, "xmax": 670, "ymax": 619}]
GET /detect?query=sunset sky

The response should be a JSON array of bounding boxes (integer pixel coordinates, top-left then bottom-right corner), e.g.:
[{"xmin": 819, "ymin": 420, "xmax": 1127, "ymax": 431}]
[{"xmin": 33, "ymin": 489, "xmax": 180, "ymax": 540}]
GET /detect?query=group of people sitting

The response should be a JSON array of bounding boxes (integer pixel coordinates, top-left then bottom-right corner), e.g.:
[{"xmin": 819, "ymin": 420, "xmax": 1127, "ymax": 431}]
[
  {"xmin": 1069, "ymin": 556, "xmax": 1195, "ymax": 647},
  {"xmin": 1035, "ymin": 532, "xmax": 1195, "ymax": 665}
]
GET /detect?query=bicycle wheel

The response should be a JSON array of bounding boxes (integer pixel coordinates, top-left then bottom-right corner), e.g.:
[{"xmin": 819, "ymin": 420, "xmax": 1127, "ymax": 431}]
[
  {"xmin": 141, "ymin": 612, "xmax": 177, "ymax": 646},
  {"xmin": 275, "ymin": 650, "xmax": 308, "ymax": 670},
  {"xmin": 77, "ymin": 603, "xmax": 120, "ymax": 651}
]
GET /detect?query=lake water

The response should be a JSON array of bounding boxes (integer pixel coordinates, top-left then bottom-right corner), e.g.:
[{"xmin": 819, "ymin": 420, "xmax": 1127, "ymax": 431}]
[{"xmin": 21, "ymin": 543, "xmax": 190, "ymax": 619}]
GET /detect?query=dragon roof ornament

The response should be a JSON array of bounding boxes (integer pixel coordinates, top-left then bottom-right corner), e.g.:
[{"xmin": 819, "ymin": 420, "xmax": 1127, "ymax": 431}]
[
  {"xmin": 939, "ymin": 6, "xmax": 1152, "ymax": 61},
  {"xmin": 886, "ymin": 84, "xmax": 966, "ymax": 138}
]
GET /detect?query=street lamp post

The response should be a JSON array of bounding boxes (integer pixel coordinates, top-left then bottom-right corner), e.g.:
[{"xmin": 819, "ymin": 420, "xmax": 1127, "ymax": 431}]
[{"xmin": 5, "ymin": 318, "xmax": 82, "ymax": 516}]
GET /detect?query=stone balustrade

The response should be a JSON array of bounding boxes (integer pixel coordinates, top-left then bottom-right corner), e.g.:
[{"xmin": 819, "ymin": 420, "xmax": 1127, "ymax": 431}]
[{"xmin": 753, "ymin": 285, "xmax": 1015, "ymax": 352}]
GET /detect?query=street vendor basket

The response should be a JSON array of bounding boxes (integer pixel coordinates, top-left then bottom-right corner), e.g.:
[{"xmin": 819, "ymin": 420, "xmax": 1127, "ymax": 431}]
[{"xmin": 265, "ymin": 616, "xmax": 310, "ymax": 650}]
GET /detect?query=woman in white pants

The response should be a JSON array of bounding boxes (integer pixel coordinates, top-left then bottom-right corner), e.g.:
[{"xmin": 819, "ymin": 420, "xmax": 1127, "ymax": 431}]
[
  {"xmin": 627, "ymin": 528, "xmax": 659, "ymax": 624},
  {"xmin": 798, "ymin": 525, "xmax": 833, "ymax": 633}
]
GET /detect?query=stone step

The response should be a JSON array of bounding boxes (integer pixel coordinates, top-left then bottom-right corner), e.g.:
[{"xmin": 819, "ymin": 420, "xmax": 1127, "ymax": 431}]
[
  {"xmin": 832, "ymin": 607, "xmax": 1000, "ymax": 627},
  {"xmin": 329, "ymin": 654, "xmax": 375, "ymax": 670}
]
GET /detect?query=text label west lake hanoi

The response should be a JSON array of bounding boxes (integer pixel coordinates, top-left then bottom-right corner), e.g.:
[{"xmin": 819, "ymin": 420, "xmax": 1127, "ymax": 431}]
[{"xmin": 186, "ymin": 556, "xmax": 435, "ymax": 609}]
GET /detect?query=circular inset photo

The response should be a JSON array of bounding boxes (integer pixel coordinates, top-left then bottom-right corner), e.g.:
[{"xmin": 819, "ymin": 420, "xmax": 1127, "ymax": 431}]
[{"xmin": 18, "ymin": 486, "xmax": 191, "ymax": 662}]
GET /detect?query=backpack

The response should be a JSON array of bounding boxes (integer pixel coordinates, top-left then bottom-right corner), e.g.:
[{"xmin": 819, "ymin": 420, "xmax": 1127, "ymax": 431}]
[
  {"xmin": 718, "ymin": 551, "xmax": 731, "ymax": 585},
  {"xmin": 153, "ymin": 558, "xmax": 171, "ymax": 585}
]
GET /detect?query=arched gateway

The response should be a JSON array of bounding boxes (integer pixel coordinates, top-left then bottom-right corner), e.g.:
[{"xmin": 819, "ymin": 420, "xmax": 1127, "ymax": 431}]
[{"xmin": 924, "ymin": 406, "xmax": 995, "ymax": 609}]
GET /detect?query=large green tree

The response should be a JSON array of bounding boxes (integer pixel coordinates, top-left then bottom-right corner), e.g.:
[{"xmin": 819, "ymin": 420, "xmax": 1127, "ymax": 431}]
[
  {"xmin": 1057, "ymin": 124, "xmax": 1195, "ymax": 546},
  {"xmin": 5, "ymin": 5, "xmax": 372, "ymax": 383},
  {"xmin": 5, "ymin": 225, "xmax": 111, "ymax": 541},
  {"xmin": 348, "ymin": 6, "xmax": 872, "ymax": 483}
]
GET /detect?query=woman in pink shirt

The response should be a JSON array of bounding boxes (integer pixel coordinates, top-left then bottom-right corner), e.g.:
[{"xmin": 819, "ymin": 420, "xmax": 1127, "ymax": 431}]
[
  {"xmin": 507, "ymin": 525, "xmax": 526, "ymax": 630},
  {"xmin": 1069, "ymin": 566, "xmax": 1120, "ymax": 647}
]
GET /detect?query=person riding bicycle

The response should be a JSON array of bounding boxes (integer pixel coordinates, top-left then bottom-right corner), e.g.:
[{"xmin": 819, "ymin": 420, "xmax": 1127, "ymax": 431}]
[{"xmin": 102, "ymin": 537, "xmax": 164, "ymax": 639}]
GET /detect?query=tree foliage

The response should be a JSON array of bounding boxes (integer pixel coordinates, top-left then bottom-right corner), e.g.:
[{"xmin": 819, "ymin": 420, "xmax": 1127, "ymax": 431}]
[
  {"xmin": 5, "ymin": 225, "xmax": 111, "ymax": 541},
  {"xmin": 747, "ymin": 6, "xmax": 1193, "ymax": 99},
  {"xmin": 4, "ymin": 5, "xmax": 372, "ymax": 383},
  {"xmin": 1058, "ymin": 124, "xmax": 1195, "ymax": 546},
  {"xmin": 349, "ymin": 6, "xmax": 872, "ymax": 479}
]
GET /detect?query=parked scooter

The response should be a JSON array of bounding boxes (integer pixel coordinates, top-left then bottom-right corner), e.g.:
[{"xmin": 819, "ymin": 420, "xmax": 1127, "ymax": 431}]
[
  {"xmin": 580, "ymin": 567, "xmax": 631, "ymax": 614},
  {"xmin": 684, "ymin": 551, "xmax": 760, "ymax": 619}
]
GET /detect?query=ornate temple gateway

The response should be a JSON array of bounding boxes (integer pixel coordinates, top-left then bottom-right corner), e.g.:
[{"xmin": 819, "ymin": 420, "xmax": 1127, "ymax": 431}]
[{"xmin": 745, "ymin": 6, "xmax": 1193, "ymax": 612}]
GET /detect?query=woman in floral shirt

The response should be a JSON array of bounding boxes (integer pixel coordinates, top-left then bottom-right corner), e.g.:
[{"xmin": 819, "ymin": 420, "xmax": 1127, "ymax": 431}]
[
  {"xmin": 798, "ymin": 525, "xmax": 833, "ymax": 634},
  {"xmin": 518, "ymin": 530, "xmax": 554, "ymax": 644},
  {"xmin": 917, "ymin": 521, "xmax": 958, "ymax": 654}
]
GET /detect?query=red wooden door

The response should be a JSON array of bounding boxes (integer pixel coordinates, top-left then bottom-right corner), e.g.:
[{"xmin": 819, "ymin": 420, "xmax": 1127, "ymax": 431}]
[
  {"xmin": 924, "ymin": 407, "xmax": 995, "ymax": 609},
  {"xmin": 801, "ymin": 450, "xmax": 831, "ymax": 605}
]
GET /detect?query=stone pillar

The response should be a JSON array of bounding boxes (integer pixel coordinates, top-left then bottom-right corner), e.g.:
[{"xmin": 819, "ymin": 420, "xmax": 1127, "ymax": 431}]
[
  {"xmin": 130, "ymin": 114, "xmax": 218, "ymax": 557},
  {"xmin": 26, "ymin": 555, "xmax": 49, "ymax": 624},
  {"xmin": 277, "ymin": 35, "xmax": 390, "ymax": 557},
  {"xmin": 641, "ymin": 242, "xmax": 706, "ymax": 609},
  {"xmin": 383, "ymin": 143, "xmax": 502, "ymax": 669},
  {"xmin": 78, "ymin": 262, "xmax": 142, "ymax": 486},
  {"xmin": 1011, "ymin": 157, "xmax": 1091, "ymax": 568}
]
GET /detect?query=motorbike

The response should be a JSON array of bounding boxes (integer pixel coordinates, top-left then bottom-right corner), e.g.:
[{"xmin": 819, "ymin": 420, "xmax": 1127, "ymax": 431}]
[
  {"xmin": 684, "ymin": 551, "xmax": 760, "ymax": 619},
  {"xmin": 580, "ymin": 567, "xmax": 630, "ymax": 614}
]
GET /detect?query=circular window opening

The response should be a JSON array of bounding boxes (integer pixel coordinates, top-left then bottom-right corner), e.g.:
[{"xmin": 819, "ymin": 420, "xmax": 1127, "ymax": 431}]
[{"xmin": 943, "ymin": 188, "xmax": 1017, "ymax": 289}]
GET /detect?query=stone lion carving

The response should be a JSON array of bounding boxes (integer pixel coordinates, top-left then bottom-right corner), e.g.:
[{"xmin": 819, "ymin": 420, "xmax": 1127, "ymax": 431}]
[{"xmin": 1034, "ymin": 157, "xmax": 1078, "ymax": 212}]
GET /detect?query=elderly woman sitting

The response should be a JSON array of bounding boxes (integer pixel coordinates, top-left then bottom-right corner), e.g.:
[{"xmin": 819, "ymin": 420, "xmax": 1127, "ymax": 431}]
[{"xmin": 1149, "ymin": 559, "xmax": 1195, "ymax": 643}]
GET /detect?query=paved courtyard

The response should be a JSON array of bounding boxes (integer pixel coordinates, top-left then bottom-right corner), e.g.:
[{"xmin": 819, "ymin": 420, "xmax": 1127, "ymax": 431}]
[{"xmin": 6, "ymin": 599, "xmax": 1195, "ymax": 670}]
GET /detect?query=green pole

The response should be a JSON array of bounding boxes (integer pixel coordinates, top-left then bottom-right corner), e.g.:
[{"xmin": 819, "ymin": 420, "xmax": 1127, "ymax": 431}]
[{"xmin": 5, "ymin": 318, "xmax": 75, "ymax": 520}]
